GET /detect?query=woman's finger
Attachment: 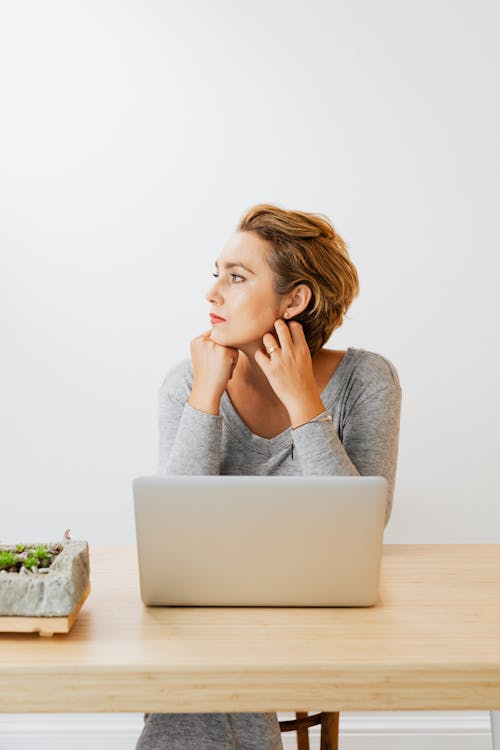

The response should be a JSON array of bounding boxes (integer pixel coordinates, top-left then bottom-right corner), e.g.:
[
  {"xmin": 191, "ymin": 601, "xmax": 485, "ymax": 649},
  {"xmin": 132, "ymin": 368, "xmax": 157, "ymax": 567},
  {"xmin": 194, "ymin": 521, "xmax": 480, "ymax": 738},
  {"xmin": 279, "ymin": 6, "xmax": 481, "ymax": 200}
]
[
  {"xmin": 194, "ymin": 329, "xmax": 212, "ymax": 341},
  {"xmin": 287, "ymin": 320, "xmax": 307, "ymax": 348},
  {"xmin": 262, "ymin": 332, "xmax": 279, "ymax": 355},
  {"xmin": 254, "ymin": 348, "xmax": 271, "ymax": 373},
  {"xmin": 273, "ymin": 318, "xmax": 293, "ymax": 354}
]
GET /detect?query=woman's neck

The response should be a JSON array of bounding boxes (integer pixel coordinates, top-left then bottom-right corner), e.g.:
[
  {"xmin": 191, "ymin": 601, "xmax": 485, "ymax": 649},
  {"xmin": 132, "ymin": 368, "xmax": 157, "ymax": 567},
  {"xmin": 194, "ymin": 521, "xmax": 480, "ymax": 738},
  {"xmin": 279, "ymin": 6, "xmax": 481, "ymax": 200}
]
[{"xmin": 229, "ymin": 347, "xmax": 279, "ymax": 401}]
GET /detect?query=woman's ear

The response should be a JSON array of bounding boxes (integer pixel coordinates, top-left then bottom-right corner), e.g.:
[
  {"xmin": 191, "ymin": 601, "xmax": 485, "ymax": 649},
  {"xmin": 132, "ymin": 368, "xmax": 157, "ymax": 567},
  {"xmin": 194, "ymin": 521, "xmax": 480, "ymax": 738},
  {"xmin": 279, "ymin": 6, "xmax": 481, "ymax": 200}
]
[{"xmin": 285, "ymin": 284, "xmax": 312, "ymax": 318}]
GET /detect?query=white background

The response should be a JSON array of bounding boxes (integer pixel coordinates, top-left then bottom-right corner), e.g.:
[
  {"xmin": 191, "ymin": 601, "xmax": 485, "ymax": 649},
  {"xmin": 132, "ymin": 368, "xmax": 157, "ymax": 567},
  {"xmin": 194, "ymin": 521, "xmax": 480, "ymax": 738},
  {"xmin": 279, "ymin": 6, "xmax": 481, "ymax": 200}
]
[
  {"xmin": 3, "ymin": 0, "xmax": 499, "ymax": 546},
  {"xmin": 1, "ymin": 1, "xmax": 499, "ymax": 746}
]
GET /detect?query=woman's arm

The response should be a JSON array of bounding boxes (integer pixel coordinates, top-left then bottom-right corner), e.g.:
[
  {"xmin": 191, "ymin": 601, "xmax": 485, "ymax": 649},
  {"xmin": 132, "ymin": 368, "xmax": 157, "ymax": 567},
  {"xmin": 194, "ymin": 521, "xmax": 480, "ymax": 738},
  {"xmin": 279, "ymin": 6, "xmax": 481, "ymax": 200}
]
[
  {"xmin": 254, "ymin": 322, "xmax": 401, "ymax": 524},
  {"xmin": 290, "ymin": 384, "xmax": 402, "ymax": 526},
  {"xmin": 158, "ymin": 387, "xmax": 223, "ymax": 476},
  {"xmin": 157, "ymin": 330, "xmax": 239, "ymax": 475}
]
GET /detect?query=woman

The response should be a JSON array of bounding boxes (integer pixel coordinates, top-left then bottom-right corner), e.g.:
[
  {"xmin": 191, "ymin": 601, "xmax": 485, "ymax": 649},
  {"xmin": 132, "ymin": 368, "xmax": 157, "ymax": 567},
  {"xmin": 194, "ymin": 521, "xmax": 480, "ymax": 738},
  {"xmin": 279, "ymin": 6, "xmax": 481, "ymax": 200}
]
[{"xmin": 136, "ymin": 203, "xmax": 402, "ymax": 750}]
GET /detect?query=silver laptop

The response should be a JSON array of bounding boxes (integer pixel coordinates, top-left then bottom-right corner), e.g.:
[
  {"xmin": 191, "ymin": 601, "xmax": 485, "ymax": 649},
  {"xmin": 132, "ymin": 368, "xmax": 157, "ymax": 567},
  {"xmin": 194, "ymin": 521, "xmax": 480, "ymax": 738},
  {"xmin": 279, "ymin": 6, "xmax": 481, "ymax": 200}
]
[{"xmin": 132, "ymin": 475, "xmax": 388, "ymax": 607}]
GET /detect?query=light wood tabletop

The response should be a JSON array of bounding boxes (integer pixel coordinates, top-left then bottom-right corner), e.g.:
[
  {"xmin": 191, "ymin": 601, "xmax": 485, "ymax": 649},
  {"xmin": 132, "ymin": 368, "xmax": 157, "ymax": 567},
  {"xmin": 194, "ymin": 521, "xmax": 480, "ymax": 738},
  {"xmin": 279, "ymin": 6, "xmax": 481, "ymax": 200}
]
[{"xmin": 1, "ymin": 544, "xmax": 500, "ymax": 715}]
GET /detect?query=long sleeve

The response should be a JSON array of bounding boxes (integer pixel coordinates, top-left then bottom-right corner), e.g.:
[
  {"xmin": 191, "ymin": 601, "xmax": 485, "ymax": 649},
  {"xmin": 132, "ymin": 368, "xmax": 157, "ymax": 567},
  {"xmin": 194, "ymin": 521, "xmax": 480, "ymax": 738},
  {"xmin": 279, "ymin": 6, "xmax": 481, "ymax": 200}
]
[
  {"xmin": 290, "ymin": 383, "xmax": 402, "ymax": 526},
  {"xmin": 156, "ymin": 350, "xmax": 402, "ymax": 525},
  {"xmin": 158, "ymin": 389, "xmax": 223, "ymax": 476}
]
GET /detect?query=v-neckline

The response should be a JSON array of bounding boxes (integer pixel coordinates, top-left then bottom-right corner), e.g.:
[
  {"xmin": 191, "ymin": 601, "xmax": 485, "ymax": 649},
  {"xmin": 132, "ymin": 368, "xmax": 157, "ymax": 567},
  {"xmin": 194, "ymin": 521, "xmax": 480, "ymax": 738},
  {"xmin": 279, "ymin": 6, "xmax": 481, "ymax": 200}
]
[{"xmin": 220, "ymin": 347, "xmax": 356, "ymax": 454}]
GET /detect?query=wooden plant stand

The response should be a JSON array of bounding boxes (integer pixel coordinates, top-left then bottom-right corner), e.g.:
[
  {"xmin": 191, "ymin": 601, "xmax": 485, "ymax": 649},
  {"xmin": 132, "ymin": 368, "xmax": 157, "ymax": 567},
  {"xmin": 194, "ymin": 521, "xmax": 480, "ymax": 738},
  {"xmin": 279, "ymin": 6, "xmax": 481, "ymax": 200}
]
[{"xmin": 0, "ymin": 581, "xmax": 91, "ymax": 637}]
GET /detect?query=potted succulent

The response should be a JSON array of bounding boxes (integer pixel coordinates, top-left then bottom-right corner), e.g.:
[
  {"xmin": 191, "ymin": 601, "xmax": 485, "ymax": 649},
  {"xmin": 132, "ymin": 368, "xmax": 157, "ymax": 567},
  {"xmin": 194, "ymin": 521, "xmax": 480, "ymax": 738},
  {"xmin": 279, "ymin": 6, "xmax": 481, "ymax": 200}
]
[{"xmin": 0, "ymin": 530, "xmax": 90, "ymax": 635}]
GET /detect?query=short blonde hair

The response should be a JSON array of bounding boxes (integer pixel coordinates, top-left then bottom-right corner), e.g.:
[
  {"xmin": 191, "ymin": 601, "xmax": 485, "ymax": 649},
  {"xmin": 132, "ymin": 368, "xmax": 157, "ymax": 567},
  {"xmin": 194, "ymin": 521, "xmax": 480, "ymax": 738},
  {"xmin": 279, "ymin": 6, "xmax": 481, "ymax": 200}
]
[{"xmin": 237, "ymin": 203, "xmax": 360, "ymax": 356}]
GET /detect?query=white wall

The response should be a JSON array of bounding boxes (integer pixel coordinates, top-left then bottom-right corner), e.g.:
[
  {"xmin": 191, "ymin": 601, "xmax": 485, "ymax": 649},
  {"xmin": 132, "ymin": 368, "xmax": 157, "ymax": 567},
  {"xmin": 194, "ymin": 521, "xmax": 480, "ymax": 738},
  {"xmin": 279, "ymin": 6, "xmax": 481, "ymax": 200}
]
[{"xmin": 3, "ymin": 0, "xmax": 499, "ymax": 547}]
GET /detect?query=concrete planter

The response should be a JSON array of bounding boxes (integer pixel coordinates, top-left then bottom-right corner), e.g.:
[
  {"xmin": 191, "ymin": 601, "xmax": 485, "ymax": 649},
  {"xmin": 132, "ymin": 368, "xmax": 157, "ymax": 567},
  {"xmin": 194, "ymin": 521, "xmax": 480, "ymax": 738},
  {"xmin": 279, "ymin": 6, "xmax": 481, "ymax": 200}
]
[{"xmin": 0, "ymin": 540, "xmax": 90, "ymax": 617}]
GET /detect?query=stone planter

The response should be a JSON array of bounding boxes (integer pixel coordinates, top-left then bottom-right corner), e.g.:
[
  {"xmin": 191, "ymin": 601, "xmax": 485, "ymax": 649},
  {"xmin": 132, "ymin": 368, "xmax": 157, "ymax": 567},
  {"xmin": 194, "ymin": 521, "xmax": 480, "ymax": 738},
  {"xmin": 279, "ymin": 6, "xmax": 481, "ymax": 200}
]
[{"xmin": 0, "ymin": 539, "xmax": 90, "ymax": 618}]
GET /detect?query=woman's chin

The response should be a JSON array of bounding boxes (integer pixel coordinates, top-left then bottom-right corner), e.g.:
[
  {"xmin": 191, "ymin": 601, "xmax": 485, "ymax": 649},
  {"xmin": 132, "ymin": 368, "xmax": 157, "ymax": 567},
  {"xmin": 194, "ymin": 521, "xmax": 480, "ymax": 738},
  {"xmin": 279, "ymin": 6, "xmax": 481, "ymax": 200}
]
[
  {"xmin": 210, "ymin": 328, "xmax": 231, "ymax": 343},
  {"xmin": 210, "ymin": 329, "xmax": 244, "ymax": 350}
]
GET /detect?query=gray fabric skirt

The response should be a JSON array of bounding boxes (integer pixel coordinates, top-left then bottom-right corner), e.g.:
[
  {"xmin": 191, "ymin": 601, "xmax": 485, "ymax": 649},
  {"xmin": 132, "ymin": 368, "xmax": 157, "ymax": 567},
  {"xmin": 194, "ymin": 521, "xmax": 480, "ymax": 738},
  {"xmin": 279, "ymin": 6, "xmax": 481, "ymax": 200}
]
[{"xmin": 135, "ymin": 712, "xmax": 283, "ymax": 749}]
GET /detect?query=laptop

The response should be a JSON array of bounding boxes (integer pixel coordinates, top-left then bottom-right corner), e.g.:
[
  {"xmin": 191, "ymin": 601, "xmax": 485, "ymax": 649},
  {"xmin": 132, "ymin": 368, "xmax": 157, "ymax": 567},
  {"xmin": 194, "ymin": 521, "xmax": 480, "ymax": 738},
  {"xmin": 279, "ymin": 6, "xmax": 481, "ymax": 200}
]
[{"xmin": 132, "ymin": 475, "xmax": 388, "ymax": 607}]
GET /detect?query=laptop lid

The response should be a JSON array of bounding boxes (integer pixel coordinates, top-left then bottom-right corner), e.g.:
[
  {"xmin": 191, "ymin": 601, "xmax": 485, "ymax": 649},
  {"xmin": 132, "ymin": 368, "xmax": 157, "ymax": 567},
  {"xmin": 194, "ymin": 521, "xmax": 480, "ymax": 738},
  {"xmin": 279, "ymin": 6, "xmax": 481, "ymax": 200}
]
[{"xmin": 132, "ymin": 475, "xmax": 387, "ymax": 607}]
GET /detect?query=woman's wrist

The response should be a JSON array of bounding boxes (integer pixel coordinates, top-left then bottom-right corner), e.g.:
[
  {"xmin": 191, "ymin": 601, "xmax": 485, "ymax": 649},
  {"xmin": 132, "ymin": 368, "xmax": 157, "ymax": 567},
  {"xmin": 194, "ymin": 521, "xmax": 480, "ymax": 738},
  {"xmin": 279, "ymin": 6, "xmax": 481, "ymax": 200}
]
[
  {"xmin": 288, "ymin": 398, "xmax": 327, "ymax": 430},
  {"xmin": 188, "ymin": 385, "xmax": 223, "ymax": 416}
]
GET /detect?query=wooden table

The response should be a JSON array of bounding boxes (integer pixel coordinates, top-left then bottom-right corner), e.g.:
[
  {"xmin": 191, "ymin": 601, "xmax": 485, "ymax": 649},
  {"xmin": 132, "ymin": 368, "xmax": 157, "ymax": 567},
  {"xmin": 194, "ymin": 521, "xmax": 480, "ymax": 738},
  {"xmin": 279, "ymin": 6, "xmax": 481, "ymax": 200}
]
[{"xmin": 1, "ymin": 545, "xmax": 500, "ymax": 746}]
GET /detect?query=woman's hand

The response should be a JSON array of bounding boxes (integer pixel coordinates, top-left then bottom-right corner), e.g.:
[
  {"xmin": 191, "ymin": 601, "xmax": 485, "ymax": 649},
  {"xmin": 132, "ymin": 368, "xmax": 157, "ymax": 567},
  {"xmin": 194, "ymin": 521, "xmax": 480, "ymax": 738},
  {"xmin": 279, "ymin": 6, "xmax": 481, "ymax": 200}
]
[
  {"xmin": 189, "ymin": 330, "xmax": 239, "ymax": 411},
  {"xmin": 254, "ymin": 319, "xmax": 325, "ymax": 427}
]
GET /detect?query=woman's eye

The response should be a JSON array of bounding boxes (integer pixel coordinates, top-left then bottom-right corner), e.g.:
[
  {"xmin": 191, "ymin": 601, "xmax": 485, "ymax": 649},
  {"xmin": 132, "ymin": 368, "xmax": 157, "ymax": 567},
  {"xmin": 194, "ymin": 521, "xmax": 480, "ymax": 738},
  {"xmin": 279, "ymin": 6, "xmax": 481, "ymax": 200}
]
[{"xmin": 211, "ymin": 272, "xmax": 244, "ymax": 283}]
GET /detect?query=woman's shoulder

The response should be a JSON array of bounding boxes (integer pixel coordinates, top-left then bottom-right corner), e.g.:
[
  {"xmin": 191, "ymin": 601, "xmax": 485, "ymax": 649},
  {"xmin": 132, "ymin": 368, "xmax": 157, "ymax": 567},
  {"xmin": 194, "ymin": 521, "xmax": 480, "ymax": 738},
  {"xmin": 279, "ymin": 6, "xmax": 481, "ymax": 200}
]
[
  {"xmin": 345, "ymin": 347, "xmax": 401, "ymax": 391},
  {"xmin": 159, "ymin": 358, "xmax": 194, "ymax": 403}
]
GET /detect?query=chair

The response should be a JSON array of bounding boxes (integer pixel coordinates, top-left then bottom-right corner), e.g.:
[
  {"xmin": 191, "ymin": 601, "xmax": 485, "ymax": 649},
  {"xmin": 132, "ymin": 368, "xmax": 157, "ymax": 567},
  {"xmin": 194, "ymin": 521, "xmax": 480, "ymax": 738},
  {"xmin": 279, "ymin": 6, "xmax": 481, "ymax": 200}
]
[
  {"xmin": 279, "ymin": 711, "xmax": 340, "ymax": 750},
  {"xmin": 143, "ymin": 710, "xmax": 340, "ymax": 749}
]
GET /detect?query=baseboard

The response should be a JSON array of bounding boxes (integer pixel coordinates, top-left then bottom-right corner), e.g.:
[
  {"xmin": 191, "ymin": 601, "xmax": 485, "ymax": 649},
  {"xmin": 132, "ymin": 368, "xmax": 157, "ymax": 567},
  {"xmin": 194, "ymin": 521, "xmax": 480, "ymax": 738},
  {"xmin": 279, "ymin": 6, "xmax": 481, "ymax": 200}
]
[
  {"xmin": 0, "ymin": 711, "xmax": 493, "ymax": 750},
  {"xmin": 281, "ymin": 711, "xmax": 493, "ymax": 749}
]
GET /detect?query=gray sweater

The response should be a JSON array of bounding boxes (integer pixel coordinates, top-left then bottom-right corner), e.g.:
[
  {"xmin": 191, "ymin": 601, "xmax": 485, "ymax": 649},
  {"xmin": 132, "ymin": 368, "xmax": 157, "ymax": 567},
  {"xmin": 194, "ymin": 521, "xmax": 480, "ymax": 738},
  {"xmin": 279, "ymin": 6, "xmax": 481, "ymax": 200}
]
[{"xmin": 158, "ymin": 347, "xmax": 402, "ymax": 526}]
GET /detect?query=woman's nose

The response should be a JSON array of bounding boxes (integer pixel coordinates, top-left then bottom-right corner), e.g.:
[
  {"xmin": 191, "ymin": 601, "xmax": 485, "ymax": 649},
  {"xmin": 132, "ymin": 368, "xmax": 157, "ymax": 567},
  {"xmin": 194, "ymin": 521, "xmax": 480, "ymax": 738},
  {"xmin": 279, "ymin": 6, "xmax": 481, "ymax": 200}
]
[{"xmin": 205, "ymin": 280, "xmax": 222, "ymax": 304}]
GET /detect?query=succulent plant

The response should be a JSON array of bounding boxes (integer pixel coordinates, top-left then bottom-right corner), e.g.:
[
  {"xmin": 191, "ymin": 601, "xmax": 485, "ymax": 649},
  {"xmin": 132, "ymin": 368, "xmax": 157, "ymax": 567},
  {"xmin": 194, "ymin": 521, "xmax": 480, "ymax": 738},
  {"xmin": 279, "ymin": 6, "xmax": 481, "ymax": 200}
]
[
  {"xmin": 33, "ymin": 545, "xmax": 50, "ymax": 560},
  {"xmin": 0, "ymin": 536, "xmax": 68, "ymax": 574},
  {"xmin": 0, "ymin": 551, "xmax": 18, "ymax": 570},
  {"xmin": 23, "ymin": 555, "xmax": 39, "ymax": 570}
]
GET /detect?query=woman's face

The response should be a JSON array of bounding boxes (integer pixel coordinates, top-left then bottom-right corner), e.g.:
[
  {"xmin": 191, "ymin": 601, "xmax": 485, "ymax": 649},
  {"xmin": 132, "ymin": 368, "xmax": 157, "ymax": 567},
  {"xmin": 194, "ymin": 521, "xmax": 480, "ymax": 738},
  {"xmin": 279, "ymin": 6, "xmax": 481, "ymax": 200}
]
[{"xmin": 205, "ymin": 230, "xmax": 284, "ymax": 350}]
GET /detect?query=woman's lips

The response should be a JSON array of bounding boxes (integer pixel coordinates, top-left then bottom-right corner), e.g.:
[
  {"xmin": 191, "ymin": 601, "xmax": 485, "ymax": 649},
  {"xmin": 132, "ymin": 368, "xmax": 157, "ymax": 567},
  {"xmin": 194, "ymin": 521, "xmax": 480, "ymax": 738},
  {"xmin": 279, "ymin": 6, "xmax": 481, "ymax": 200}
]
[{"xmin": 209, "ymin": 314, "xmax": 226, "ymax": 323}]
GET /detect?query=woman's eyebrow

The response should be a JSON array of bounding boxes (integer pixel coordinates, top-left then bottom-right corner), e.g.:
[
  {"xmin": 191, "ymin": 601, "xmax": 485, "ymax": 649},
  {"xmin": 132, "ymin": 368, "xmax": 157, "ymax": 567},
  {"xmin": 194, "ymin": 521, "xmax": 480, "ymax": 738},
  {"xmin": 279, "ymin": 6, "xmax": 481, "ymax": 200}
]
[{"xmin": 214, "ymin": 260, "xmax": 255, "ymax": 275}]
